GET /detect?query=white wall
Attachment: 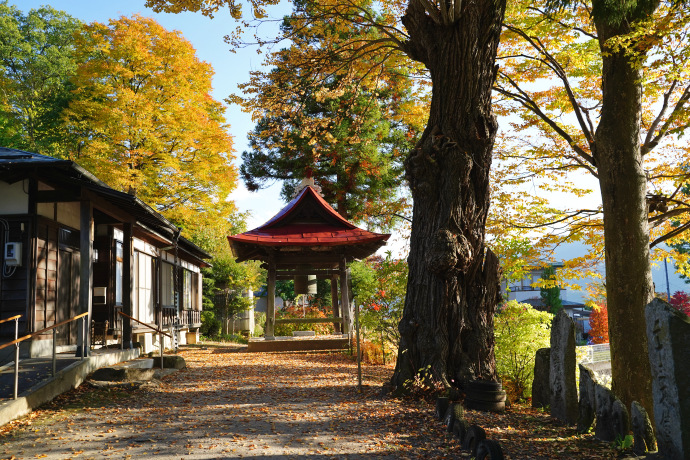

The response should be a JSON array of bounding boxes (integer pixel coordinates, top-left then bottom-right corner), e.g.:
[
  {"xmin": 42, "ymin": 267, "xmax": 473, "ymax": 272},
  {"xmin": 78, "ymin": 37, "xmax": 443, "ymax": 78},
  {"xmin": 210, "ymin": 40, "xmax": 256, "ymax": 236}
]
[
  {"xmin": 553, "ymin": 242, "xmax": 687, "ymax": 304},
  {"xmin": 0, "ymin": 180, "xmax": 28, "ymax": 214}
]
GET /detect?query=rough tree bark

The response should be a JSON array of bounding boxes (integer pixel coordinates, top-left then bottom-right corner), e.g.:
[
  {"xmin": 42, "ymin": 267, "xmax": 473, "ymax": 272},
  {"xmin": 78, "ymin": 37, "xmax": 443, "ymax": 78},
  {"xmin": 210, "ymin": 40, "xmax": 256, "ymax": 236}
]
[
  {"xmin": 391, "ymin": 0, "xmax": 506, "ymax": 390},
  {"xmin": 593, "ymin": 16, "xmax": 654, "ymax": 416}
]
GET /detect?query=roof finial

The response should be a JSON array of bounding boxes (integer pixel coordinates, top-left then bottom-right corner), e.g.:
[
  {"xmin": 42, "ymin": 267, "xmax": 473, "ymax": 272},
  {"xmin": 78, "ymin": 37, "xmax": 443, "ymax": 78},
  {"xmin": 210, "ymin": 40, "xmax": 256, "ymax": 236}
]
[{"xmin": 292, "ymin": 168, "xmax": 322, "ymax": 198}]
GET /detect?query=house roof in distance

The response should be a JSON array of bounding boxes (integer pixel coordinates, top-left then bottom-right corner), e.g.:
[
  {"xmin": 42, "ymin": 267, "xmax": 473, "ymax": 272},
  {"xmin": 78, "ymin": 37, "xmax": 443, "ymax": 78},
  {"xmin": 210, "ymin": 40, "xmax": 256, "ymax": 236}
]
[{"xmin": 227, "ymin": 183, "xmax": 389, "ymax": 264}]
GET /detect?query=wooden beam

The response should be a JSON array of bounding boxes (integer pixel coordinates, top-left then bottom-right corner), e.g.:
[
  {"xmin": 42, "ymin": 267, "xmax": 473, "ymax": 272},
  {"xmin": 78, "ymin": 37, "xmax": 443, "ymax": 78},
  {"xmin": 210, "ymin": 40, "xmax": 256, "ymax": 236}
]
[
  {"xmin": 274, "ymin": 317, "xmax": 344, "ymax": 325},
  {"xmin": 78, "ymin": 199, "xmax": 93, "ymax": 357},
  {"xmin": 122, "ymin": 223, "xmax": 134, "ymax": 349},
  {"xmin": 34, "ymin": 190, "xmax": 79, "ymax": 203},
  {"xmin": 339, "ymin": 257, "xmax": 350, "ymax": 337},
  {"xmin": 276, "ymin": 268, "xmax": 341, "ymax": 277},
  {"xmin": 81, "ymin": 189, "xmax": 136, "ymax": 224},
  {"xmin": 266, "ymin": 258, "xmax": 276, "ymax": 339},
  {"xmin": 331, "ymin": 275, "xmax": 341, "ymax": 334},
  {"xmin": 276, "ymin": 274, "xmax": 333, "ymax": 281}
]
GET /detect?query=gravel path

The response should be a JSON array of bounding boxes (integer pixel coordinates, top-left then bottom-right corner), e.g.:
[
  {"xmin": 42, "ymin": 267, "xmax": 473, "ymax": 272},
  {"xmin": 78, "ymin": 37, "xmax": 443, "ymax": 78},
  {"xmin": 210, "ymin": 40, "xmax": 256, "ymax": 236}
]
[{"xmin": 0, "ymin": 344, "xmax": 460, "ymax": 459}]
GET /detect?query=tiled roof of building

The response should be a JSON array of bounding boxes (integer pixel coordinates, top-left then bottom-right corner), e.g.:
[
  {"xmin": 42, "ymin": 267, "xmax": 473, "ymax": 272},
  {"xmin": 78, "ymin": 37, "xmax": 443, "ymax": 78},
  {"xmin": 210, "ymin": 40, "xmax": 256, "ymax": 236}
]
[{"xmin": 227, "ymin": 185, "xmax": 389, "ymax": 262}]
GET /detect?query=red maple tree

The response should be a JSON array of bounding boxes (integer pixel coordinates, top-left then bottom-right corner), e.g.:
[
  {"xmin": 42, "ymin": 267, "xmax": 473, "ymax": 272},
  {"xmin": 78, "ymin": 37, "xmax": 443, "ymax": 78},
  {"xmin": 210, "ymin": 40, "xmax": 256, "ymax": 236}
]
[
  {"xmin": 669, "ymin": 291, "xmax": 690, "ymax": 316},
  {"xmin": 588, "ymin": 303, "xmax": 609, "ymax": 344}
]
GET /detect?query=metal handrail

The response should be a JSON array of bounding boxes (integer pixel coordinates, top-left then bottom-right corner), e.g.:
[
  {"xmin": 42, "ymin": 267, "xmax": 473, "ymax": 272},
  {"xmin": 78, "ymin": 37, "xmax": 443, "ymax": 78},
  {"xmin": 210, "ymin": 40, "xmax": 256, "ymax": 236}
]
[
  {"xmin": 118, "ymin": 312, "xmax": 171, "ymax": 369},
  {"xmin": 0, "ymin": 315, "xmax": 21, "ymax": 326},
  {"xmin": 0, "ymin": 312, "xmax": 89, "ymax": 400},
  {"xmin": 118, "ymin": 312, "xmax": 171, "ymax": 338},
  {"xmin": 0, "ymin": 312, "xmax": 88, "ymax": 352}
]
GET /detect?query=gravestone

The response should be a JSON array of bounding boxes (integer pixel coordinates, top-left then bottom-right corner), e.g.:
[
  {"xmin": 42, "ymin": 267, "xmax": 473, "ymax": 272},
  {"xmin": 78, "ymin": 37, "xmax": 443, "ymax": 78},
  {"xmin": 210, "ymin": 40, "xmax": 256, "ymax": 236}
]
[
  {"xmin": 549, "ymin": 311, "xmax": 577, "ymax": 424},
  {"xmin": 577, "ymin": 364, "xmax": 597, "ymax": 433},
  {"xmin": 532, "ymin": 348, "xmax": 550, "ymax": 409},
  {"xmin": 594, "ymin": 383, "xmax": 629, "ymax": 442},
  {"xmin": 645, "ymin": 298, "xmax": 690, "ymax": 459},
  {"xmin": 631, "ymin": 401, "xmax": 656, "ymax": 455}
]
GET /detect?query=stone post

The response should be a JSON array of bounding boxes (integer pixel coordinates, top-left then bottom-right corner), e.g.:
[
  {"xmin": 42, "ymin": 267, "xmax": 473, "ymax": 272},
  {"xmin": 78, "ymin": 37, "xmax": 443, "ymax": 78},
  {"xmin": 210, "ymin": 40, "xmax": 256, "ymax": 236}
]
[
  {"xmin": 646, "ymin": 298, "xmax": 690, "ymax": 459},
  {"xmin": 549, "ymin": 310, "xmax": 577, "ymax": 424}
]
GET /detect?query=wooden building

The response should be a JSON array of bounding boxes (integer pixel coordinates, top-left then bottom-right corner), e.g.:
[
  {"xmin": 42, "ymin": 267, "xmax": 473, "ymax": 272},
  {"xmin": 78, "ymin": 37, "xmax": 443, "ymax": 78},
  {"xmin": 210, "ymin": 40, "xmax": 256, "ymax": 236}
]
[
  {"xmin": 228, "ymin": 179, "xmax": 389, "ymax": 338},
  {"xmin": 0, "ymin": 148, "xmax": 208, "ymax": 357}
]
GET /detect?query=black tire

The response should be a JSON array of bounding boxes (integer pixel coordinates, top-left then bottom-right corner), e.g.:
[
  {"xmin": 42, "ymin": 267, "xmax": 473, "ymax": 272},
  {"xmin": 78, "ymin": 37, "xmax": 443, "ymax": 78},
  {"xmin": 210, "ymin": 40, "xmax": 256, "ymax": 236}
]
[
  {"xmin": 464, "ymin": 389, "xmax": 507, "ymax": 403},
  {"xmin": 462, "ymin": 424, "xmax": 486, "ymax": 456},
  {"xmin": 453, "ymin": 418, "xmax": 470, "ymax": 442},
  {"xmin": 465, "ymin": 380, "xmax": 503, "ymax": 392},
  {"xmin": 475, "ymin": 439, "xmax": 504, "ymax": 460},
  {"xmin": 464, "ymin": 398, "xmax": 506, "ymax": 412},
  {"xmin": 444, "ymin": 406, "xmax": 455, "ymax": 433}
]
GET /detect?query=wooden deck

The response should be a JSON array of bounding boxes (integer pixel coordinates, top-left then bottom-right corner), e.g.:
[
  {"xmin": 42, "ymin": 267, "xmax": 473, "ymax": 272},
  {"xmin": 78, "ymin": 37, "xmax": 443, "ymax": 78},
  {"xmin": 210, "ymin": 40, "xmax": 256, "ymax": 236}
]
[{"xmin": 247, "ymin": 335, "xmax": 349, "ymax": 353}]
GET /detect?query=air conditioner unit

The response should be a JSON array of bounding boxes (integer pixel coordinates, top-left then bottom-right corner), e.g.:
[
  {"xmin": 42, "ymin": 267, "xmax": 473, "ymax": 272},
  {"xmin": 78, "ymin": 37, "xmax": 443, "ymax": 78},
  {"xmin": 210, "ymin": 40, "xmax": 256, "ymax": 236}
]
[
  {"xmin": 93, "ymin": 287, "xmax": 107, "ymax": 305},
  {"xmin": 4, "ymin": 242, "xmax": 21, "ymax": 267}
]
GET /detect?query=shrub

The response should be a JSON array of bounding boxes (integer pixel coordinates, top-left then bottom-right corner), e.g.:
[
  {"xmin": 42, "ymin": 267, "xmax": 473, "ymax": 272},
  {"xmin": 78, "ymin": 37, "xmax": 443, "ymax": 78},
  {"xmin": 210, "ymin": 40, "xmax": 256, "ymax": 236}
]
[
  {"xmin": 350, "ymin": 337, "xmax": 385, "ymax": 365},
  {"xmin": 494, "ymin": 300, "xmax": 552, "ymax": 401},
  {"xmin": 253, "ymin": 311, "xmax": 265, "ymax": 337},
  {"xmin": 588, "ymin": 303, "xmax": 609, "ymax": 344},
  {"xmin": 669, "ymin": 291, "xmax": 690, "ymax": 316},
  {"xmin": 200, "ymin": 310, "xmax": 221, "ymax": 338},
  {"xmin": 274, "ymin": 303, "xmax": 334, "ymax": 336},
  {"xmin": 218, "ymin": 333, "xmax": 248, "ymax": 344},
  {"xmin": 350, "ymin": 254, "xmax": 406, "ymax": 364}
]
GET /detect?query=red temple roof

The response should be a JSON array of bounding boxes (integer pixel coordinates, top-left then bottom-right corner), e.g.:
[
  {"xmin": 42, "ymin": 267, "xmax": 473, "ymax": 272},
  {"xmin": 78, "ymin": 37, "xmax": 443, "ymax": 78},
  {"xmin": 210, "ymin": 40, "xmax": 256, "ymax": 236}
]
[{"xmin": 228, "ymin": 185, "xmax": 389, "ymax": 262}]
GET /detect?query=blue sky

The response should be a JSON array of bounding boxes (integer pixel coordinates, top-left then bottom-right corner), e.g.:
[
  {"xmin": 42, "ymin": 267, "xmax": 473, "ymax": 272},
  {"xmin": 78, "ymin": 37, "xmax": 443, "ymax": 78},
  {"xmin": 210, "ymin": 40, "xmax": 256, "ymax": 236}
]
[
  {"xmin": 18, "ymin": 0, "xmax": 287, "ymax": 229},
  {"xmin": 14, "ymin": 2, "xmax": 689, "ymax": 295}
]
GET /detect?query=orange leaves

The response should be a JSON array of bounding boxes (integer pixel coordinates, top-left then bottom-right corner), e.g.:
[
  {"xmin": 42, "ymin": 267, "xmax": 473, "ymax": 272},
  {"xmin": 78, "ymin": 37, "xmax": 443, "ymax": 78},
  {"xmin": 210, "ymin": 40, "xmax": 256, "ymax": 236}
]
[
  {"xmin": 2, "ymin": 343, "xmax": 620, "ymax": 458},
  {"xmin": 588, "ymin": 303, "xmax": 609, "ymax": 344},
  {"xmin": 64, "ymin": 14, "xmax": 237, "ymax": 232}
]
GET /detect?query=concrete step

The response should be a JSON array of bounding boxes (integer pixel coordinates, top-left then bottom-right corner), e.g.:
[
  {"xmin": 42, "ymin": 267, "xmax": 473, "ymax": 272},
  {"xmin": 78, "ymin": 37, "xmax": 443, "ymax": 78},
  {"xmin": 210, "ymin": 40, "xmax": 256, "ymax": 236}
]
[{"xmin": 90, "ymin": 355, "xmax": 185, "ymax": 382}]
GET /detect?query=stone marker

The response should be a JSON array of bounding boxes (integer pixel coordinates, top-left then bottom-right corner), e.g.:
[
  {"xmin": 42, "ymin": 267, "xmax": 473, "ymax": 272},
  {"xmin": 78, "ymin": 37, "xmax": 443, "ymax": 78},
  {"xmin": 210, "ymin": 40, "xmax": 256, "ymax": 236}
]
[
  {"xmin": 645, "ymin": 298, "xmax": 690, "ymax": 459},
  {"xmin": 577, "ymin": 364, "xmax": 597, "ymax": 433},
  {"xmin": 532, "ymin": 347, "xmax": 550, "ymax": 409},
  {"xmin": 631, "ymin": 401, "xmax": 656, "ymax": 455},
  {"xmin": 549, "ymin": 311, "xmax": 577, "ymax": 424},
  {"xmin": 594, "ymin": 383, "xmax": 629, "ymax": 442},
  {"xmin": 155, "ymin": 355, "xmax": 186, "ymax": 369}
]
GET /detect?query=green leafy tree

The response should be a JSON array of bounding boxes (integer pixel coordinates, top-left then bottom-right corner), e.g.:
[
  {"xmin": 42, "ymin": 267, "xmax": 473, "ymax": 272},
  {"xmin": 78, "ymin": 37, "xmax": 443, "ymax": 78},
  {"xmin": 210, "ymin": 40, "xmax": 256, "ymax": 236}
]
[
  {"xmin": 236, "ymin": 1, "xmax": 422, "ymax": 227},
  {"xmin": 0, "ymin": 2, "xmax": 81, "ymax": 156},
  {"xmin": 187, "ymin": 211, "xmax": 264, "ymax": 338},
  {"xmin": 540, "ymin": 265, "xmax": 563, "ymax": 314},
  {"xmin": 494, "ymin": 300, "xmax": 552, "ymax": 401},
  {"xmin": 351, "ymin": 254, "xmax": 407, "ymax": 364}
]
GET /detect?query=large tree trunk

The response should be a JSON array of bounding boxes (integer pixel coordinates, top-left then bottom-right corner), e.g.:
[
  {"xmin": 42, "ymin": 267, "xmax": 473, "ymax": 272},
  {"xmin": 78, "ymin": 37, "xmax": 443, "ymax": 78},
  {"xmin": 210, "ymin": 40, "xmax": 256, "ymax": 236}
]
[
  {"xmin": 391, "ymin": 0, "xmax": 506, "ymax": 390},
  {"xmin": 593, "ymin": 19, "xmax": 654, "ymax": 416}
]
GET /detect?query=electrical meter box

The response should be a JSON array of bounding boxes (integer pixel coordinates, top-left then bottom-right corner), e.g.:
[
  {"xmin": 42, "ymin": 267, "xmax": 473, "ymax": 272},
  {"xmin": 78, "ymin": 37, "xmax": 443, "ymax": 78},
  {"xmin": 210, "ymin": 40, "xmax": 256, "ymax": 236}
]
[{"xmin": 4, "ymin": 242, "xmax": 22, "ymax": 266}]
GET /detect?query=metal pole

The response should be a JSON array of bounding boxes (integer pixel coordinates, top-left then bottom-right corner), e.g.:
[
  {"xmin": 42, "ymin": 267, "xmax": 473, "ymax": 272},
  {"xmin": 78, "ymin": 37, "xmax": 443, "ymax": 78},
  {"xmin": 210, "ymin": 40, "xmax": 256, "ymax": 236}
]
[
  {"xmin": 355, "ymin": 298, "xmax": 362, "ymax": 391},
  {"xmin": 82, "ymin": 317, "xmax": 87, "ymax": 359},
  {"xmin": 52, "ymin": 328, "xmax": 57, "ymax": 376},
  {"xmin": 160, "ymin": 332, "xmax": 164, "ymax": 369},
  {"xmin": 13, "ymin": 318, "xmax": 19, "ymax": 400},
  {"xmin": 664, "ymin": 257, "xmax": 672, "ymax": 302}
]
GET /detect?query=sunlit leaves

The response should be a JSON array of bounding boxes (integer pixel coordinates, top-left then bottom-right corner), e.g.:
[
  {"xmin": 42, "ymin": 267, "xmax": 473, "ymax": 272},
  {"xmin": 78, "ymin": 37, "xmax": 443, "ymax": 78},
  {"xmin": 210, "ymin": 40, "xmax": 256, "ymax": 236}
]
[
  {"xmin": 494, "ymin": 300, "xmax": 552, "ymax": 399},
  {"xmin": 0, "ymin": 3, "xmax": 81, "ymax": 157},
  {"xmin": 232, "ymin": 0, "xmax": 426, "ymax": 228},
  {"xmin": 64, "ymin": 15, "xmax": 237, "ymax": 232},
  {"xmin": 491, "ymin": 0, "xmax": 690, "ymax": 277}
]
